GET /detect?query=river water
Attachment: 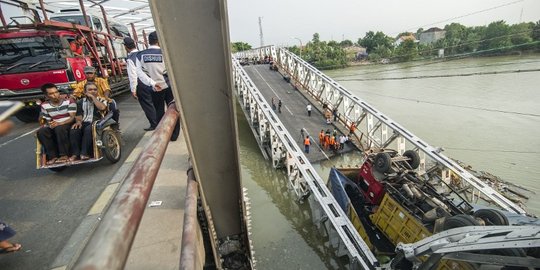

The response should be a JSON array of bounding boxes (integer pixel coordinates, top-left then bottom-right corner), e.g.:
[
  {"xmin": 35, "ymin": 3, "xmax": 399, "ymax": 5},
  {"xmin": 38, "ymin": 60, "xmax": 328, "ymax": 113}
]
[{"xmin": 238, "ymin": 55, "xmax": 540, "ymax": 269}]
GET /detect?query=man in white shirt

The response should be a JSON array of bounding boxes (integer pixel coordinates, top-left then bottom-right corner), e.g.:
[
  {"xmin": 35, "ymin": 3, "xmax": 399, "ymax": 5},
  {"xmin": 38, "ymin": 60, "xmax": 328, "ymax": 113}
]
[
  {"xmin": 306, "ymin": 104, "xmax": 312, "ymax": 116},
  {"xmin": 135, "ymin": 31, "xmax": 180, "ymax": 140},
  {"xmin": 125, "ymin": 37, "xmax": 158, "ymax": 131}
]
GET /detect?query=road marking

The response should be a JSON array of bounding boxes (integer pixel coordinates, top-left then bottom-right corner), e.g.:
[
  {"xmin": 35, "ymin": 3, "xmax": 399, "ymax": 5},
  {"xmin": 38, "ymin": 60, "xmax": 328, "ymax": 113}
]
[
  {"xmin": 253, "ymin": 67, "xmax": 294, "ymax": 115},
  {"xmin": 0, "ymin": 127, "xmax": 39, "ymax": 149},
  {"xmin": 87, "ymin": 183, "xmax": 119, "ymax": 216}
]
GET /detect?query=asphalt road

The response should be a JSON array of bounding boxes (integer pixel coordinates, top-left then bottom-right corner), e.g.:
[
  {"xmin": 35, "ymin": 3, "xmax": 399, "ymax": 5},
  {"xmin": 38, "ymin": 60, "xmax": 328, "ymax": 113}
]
[{"xmin": 0, "ymin": 93, "xmax": 148, "ymax": 270}]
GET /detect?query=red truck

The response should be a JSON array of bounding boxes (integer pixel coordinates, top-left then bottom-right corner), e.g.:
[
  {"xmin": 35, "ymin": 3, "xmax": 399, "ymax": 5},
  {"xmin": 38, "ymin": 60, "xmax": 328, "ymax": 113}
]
[{"xmin": 0, "ymin": 1, "xmax": 130, "ymax": 122}]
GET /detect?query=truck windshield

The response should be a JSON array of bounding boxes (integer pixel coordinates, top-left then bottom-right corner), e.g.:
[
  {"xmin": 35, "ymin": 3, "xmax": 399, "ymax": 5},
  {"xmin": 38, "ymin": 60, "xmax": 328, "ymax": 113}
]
[{"xmin": 0, "ymin": 35, "xmax": 66, "ymax": 75}]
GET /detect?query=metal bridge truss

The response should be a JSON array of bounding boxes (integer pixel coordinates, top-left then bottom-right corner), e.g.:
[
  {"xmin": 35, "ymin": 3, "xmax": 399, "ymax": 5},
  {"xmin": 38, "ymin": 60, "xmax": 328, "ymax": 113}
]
[
  {"xmin": 232, "ymin": 59, "xmax": 379, "ymax": 269},
  {"xmin": 236, "ymin": 46, "xmax": 526, "ymax": 216}
]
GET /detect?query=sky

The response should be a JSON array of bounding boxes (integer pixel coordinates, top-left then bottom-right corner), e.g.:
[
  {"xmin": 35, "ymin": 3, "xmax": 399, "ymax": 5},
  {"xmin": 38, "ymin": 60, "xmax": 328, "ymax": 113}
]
[{"xmin": 227, "ymin": 0, "xmax": 540, "ymax": 47}]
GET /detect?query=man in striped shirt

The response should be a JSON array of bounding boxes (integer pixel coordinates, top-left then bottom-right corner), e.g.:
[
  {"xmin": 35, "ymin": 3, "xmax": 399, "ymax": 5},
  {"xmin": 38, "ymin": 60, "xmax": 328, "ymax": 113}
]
[{"xmin": 37, "ymin": 83, "xmax": 77, "ymax": 165}]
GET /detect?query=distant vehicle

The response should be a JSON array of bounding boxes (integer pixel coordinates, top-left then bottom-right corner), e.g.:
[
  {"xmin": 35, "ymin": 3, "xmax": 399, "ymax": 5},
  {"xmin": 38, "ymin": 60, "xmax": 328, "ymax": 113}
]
[{"xmin": 0, "ymin": 2, "xmax": 130, "ymax": 122}]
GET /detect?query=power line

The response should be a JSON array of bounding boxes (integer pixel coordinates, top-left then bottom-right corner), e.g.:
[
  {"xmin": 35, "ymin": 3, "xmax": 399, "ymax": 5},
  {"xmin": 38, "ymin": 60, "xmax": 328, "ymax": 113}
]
[
  {"xmin": 336, "ymin": 40, "xmax": 540, "ymax": 78},
  {"xmin": 396, "ymin": 0, "xmax": 525, "ymax": 34},
  {"xmin": 334, "ymin": 30, "xmax": 539, "ymax": 79},
  {"xmin": 444, "ymin": 147, "xmax": 540, "ymax": 154},
  {"xmin": 347, "ymin": 90, "xmax": 540, "ymax": 117},
  {"xmin": 338, "ymin": 68, "xmax": 540, "ymax": 82}
]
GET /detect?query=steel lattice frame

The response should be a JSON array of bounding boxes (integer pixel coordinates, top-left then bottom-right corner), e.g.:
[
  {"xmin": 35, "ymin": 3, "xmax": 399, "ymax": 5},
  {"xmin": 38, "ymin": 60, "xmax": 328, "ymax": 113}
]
[
  {"xmin": 236, "ymin": 45, "xmax": 526, "ymax": 216},
  {"xmin": 232, "ymin": 58, "xmax": 379, "ymax": 269}
]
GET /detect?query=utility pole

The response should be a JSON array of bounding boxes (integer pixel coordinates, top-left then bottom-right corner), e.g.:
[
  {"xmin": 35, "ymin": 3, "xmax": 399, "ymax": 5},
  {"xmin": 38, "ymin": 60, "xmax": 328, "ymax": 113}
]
[{"xmin": 258, "ymin": 17, "xmax": 264, "ymax": 47}]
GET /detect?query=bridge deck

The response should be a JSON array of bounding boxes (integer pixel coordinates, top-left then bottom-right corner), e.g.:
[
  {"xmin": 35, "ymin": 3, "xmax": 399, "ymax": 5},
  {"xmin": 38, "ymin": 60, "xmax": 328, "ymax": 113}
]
[{"xmin": 243, "ymin": 64, "xmax": 357, "ymax": 163}]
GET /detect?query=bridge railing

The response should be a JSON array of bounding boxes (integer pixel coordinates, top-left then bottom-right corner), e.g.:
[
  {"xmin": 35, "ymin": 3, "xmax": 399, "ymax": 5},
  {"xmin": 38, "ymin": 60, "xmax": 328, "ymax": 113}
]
[
  {"xmin": 73, "ymin": 105, "xmax": 182, "ymax": 270},
  {"xmin": 232, "ymin": 58, "xmax": 379, "ymax": 269},
  {"xmin": 235, "ymin": 45, "xmax": 525, "ymax": 215}
]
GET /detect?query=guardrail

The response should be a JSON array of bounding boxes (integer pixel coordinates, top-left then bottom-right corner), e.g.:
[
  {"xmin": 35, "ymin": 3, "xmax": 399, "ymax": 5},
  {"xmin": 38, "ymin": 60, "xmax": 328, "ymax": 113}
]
[
  {"xmin": 73, "ymin": 105, "xmax": 179, "ymax": 270},
  {"xmin": 235, "ymin": 45, "xmax": 525, "ymax": 215},
  {"xmin": 232, "ymin": 58, "xmax": 378, "ymax": 269}
]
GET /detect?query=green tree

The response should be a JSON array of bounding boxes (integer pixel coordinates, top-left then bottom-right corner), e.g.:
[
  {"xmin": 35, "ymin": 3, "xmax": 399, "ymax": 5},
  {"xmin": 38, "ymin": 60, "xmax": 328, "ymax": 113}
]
[
  {"xmin": 394, "ymin": 39, "xmax": 418, "ymax": 62},
  {"xmin": 339, "ymin": 39, "xmax": 353, "ymax": 47},
  {"xmin": 231, "ymin": 42, "xmax": 252, "ymax": 53},
  {"xmin": 509, "ymin": 22, "xmax": 533, "ymax": 46},
  {"xmin": 359, "ymin": 31, "xmax": 393, "ymax": 53},
  {"xmin": 481, "ymin": 21, "xmax": 511, "ymax": 52}
]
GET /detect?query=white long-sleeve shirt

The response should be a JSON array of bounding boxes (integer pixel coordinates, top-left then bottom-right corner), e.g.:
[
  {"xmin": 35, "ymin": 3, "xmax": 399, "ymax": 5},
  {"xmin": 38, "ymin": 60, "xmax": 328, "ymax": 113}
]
[
  {"xmin": 126, "ymin": 49, "xmax": 139, "ymax": 93},
  {"xmin": 135, "ymin": 45, "xmax": 168, "ymax": 90}
]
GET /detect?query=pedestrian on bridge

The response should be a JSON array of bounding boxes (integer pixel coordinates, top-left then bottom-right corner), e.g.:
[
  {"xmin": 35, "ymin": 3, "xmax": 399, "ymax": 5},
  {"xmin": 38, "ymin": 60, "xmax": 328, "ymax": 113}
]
[
  {"xmin": 300, "ymin": 128, "xmax": 304, "ymax": 143},
  {"xmin": 278, "ymin": 99, "xmax": 282, "ymax": 113},
  {"xmin": 304, "ymin": 135, "xmax": 310, "ymax": 154},
  {"xmin": 136, "ymin": 31, "xmax": 180, "ymax": 141},
  {"xmin": 271, "ymin": 97, "xmax": 276, "ymax": 111},
  {"xmin": 306, "ymin": 104, "xmax": 312, "ymax": 116},
  {"xmin": 333, "ymin": 108, "xmax": 338, "ymax": 122}
]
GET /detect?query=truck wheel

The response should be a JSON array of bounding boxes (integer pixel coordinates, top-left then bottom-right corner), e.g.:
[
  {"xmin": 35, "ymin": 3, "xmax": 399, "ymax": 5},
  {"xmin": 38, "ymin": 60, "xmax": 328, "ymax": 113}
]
[
  {"xmin": 15, "ymin": 107, "xmax": 40, "ymax": 123},
  {"xmin": 374, "ymin": 152, "xmax": 392, "ymax": 173},
  {"xmin": 102, "ymin": 129, "xmax": 121, "ymax": 163},
  {"xmin": 443, "ymin": 214, "xmax": 481, "ymax": 230},
  {"xmin": 403, "ymin": 150, "xmax": 420, "ymax": 169},
  {"xmin": 473, "ymin": 209, "xmax": 509, "ymax": 225}
]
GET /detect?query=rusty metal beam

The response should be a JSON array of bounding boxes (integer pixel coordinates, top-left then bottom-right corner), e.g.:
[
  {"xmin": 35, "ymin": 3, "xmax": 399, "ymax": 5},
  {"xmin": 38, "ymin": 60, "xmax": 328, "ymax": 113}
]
[
  {"xmin": 179, "ymin": 169, "xmax": 206, "ymax": 269},
  {"xmin": 149, "ymin": 0, "xmax": 244, "ymax": 239},
  {"xmin": 73, "ymin": 105, "xmax": 179, "ymax": 270}
]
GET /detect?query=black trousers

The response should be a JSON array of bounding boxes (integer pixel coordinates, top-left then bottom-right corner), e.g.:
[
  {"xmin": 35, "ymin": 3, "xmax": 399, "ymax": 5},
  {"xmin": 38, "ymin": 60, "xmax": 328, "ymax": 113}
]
[
  {"xmin": 152, "ymin": 87, "xmax": 180, "ymax": 141},
  {"xmin": 37, "ymin": 124, "xmax": 71, "ymax": 159},
  {"xmin": 136, "ymin": 85, "xmax": 158, "ymax": 128},
  {"xmin": 69, "ymin": 122, "xmax": 93, "ymax": 157}
]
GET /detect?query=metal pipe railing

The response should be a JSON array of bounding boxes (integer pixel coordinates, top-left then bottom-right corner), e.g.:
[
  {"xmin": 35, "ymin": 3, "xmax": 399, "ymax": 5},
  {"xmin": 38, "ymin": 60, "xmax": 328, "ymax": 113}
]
[
  {"xmin": 179, "ymin": 169, "xmax": 205, "ymax": 269},
  {"xmin": 73, "ymin": 105, "xmax": 179, "ymax": 270}
]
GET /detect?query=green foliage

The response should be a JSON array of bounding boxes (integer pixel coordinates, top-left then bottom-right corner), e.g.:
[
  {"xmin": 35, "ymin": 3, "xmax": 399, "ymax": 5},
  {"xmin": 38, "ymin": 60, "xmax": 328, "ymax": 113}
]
[
  {"xmin": 293, "ymin": 33, "xmax": 348, "ymax": 69},
  {"xmin": 231, "ymin": 42, "xmax": 252, "ymax": 53},
  {"xmin": 394, "ymin": 39, "xmax": 418, "ymax": 61},
  {"xmin": 359, "ymin": 31, "xmax": 393, "ymax": 53},
  {"xmin": 340, "ymin": 39, "xmax": 353, "ymax": 47}
]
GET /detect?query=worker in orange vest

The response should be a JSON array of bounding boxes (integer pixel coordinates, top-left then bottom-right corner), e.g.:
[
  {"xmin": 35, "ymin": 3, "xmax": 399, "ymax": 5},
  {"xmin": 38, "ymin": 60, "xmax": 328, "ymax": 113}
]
[
  {"xmin": 319, "ymin": 130, "xmax": 324, "ymax": 146},
  {"xmin": 304, "ymin": 136, "xmax": 311, "ymax": 153},
  {"xmin": 329, "ymin": 136, "xmax": 336, "ymax": 151},
  {"xmin": 324, "ymin": 134, "xmax": 330, "ymax": 150}
]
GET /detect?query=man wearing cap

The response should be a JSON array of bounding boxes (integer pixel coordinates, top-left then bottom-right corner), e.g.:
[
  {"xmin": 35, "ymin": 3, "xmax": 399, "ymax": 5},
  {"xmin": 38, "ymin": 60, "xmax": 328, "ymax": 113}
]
[
  {"xmin": 135, "ymin": 31, "xmax": 180, "ymax": 140},
  {"xmin": 71, "ymin": 66, "xmax": 111, "ymax": 99},
  {"xmin": 124, "ymin": 37, "xmax": 157, "ymax": 131}
]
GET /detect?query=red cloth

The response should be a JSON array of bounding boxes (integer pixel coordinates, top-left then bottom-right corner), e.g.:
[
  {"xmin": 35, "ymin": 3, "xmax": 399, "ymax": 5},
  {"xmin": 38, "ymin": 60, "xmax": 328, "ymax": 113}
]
[{"xmin": 70, "ymin": 42, "xmax": 83, "ymax": 55}]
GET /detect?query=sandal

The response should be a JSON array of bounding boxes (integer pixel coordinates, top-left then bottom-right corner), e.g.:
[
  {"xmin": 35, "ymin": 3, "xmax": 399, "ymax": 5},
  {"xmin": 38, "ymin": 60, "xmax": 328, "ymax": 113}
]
[
  {"xmin": 80, "ymin": 155, "xmax": 90, "ymax": 161},
  {"xmin": 55, "ymin": 156, "xmax": 68, "ymax": 164},
  {"xmin": 68, "ymin": 155, "xmax": 78, "ymax": 162},
  {"xmin": 0, "ymin": 243, "xmax": 21, "ymax": 254},
  {"xmin": 46, "ymin": 158, "xmax": 58, "ymax": 165}
]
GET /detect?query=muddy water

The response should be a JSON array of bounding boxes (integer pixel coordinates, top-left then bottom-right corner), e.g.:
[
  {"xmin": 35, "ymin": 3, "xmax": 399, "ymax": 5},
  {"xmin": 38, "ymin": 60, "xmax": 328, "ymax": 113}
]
[{"xmin": 239, "ymin": 55, "xmax": 540, "ymax": 269}]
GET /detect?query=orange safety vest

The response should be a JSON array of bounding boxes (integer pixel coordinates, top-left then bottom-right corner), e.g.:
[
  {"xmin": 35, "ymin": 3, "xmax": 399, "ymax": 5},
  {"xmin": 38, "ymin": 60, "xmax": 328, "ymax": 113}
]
[
  {"xmin": 319, "ymin": 132, "xmax": 324, "ymax": 141},
  {"xmin": 304, "ymin": 138, "xmax": 310, "ymax": 146},
  {"xmin": 329, "ymin": 136, "xmax": 335, "ymax": 145}
]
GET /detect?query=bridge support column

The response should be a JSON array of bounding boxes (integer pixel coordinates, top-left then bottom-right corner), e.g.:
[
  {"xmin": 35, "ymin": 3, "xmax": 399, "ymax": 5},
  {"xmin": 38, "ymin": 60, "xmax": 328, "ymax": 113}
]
[{"xmin": 149, "ymin": 0, "xmax": 250, "ymax": 267}]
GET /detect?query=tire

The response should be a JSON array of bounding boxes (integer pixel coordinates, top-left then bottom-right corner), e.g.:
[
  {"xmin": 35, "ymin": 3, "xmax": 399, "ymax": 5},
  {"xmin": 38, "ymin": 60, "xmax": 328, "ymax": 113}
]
[
  {"xmin": 374, "ymin": 152, "xmax": 392, "ymax": 173},
  {"xmin": 443, "ymin": 214, "xmax": 481, "ymax": 230},
  {"xmin": 15, "ymin": 107, "xmax": 40, "ymax": 123},
  {"xmin": 473, "ymin": 209, "xmax": 509, "ymax": 225},
  {"xmin": 101, "ymin": 129, "xmax": 121, "ymax": 163},
  {"xmin": 402, "ymin": 150, "xmax": 420, "ymax": 169}
]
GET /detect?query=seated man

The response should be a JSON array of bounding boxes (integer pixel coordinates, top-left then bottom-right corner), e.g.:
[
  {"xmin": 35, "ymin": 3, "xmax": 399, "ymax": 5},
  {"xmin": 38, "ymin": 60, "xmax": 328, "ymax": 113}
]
[
  {"xmin": 37, "ymin": 83, "xmax": 77, "ymax": 164},
  {"xmin": 71, "ymin": 66, "xmax": 111, "ymax": 99},
  {"xmin": 72, "ymin": 66, "xmax": 119, "ymax": 122},
  {"xmin": 69, "ymin": 82, "xmax": 108, "ymax": 161}
]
